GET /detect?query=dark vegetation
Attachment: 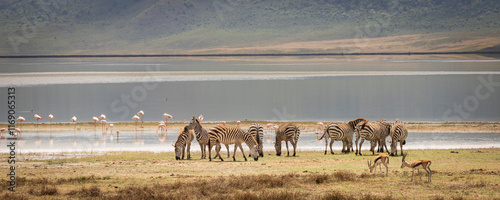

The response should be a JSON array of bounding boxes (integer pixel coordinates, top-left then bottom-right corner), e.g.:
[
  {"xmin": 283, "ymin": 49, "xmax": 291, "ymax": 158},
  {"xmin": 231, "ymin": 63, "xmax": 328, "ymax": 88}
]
[{"xmin": 0, "ymin": 0, "xmax": 499, "ymax": 54}]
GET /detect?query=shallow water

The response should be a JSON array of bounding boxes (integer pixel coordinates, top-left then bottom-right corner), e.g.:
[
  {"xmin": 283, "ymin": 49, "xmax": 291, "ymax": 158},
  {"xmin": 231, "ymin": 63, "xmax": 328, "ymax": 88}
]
[
  {"xmin": 1, "ymin": 57, "xmax": 499, "ymax": 123},
  {"xmin": 3, "ymin": 130, "xmax": 499, "ymax": 153}
]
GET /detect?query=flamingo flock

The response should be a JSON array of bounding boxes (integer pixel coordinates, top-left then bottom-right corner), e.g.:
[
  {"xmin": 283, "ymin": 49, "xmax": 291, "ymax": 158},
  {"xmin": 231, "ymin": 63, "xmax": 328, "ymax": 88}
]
[{"xmin": 4, "ymin": 111, "xmax": 178, "ymax": 145}]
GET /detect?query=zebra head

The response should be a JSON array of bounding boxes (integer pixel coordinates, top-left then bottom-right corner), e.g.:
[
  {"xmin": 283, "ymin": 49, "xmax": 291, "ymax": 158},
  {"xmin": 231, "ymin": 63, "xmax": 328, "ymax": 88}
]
[
  {"xmin": 250, "ymin": 144, "xmax": 259, "ymax": 161},
  {"xmin": 274, "ymin": 140, "xmax": 282, "ymax": 156},
  {"xmin": 186, "ymin": 117, "xmax": 197, "ymax": 130}
]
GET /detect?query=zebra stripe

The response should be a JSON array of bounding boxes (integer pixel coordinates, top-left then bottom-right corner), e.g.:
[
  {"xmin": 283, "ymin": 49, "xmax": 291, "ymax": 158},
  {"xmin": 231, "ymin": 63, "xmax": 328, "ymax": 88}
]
[
  {"xmin": 355, "ymin": 120, "xmax": 391, "ymax": 156},
  {"xmin": 320, "ymin": 118, "xmax": 367, "ymax": 155},
  {"xmin": 275, "ymin": 123, "xmax": 300, "ymax": 157},
  {"xmin": 187, "ymin": 117, "xmax": 209, "ymax": 159},
  {"xmin": 174, "ymin": 126, "xmax": 194, "ymax": 160},
  {"xmin": 248, "ymin": 123, "xmax": 264, "ymax": 157},
  {"xmin": 390, "ymin": 120, "xmax": 408, "ymax": 156},
  {"xmin": 208, "ymin": 126, "xmax": 259, "ymax": 161}
]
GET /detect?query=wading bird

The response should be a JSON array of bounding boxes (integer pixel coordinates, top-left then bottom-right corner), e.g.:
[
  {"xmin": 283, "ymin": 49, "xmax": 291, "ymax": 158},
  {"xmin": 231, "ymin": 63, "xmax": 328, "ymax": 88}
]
[
  {"xmin": 99, "ymin": 114, "xmax": 106, "ymax": 132},
  {"xmin": 34, "ymin": 114, "xmax": 42, "ymax": 135},
  {"xmin": 163, "ymin": 113, "xmax": 174, "ymax": 132},
  {"xmin": 48, "ymin": 114, "xmax": 54, "ymax": 131},
  {"xmin": 137, "ymin": 110, "xmax": 144, "ymax": 123},
  {"xmin": 71, "ymin": 116, "xmax": 77, "ymax": 137},
  {"xmin": 101, "ymin": 120, "xmax": 107, "ymax": 134},
  {"xmin": 132, "ymin": 115, "xmax": 140, "ymax": 131},
  {"xmin": 92, "ymin": 116, "xmax": 99, "ymax": 133},
  {"xmin": 156, "ymin": 121, "xmax": 166, "ymax": 134},
  {"xmin": 16, "ymin": 116, "xmax": 25, "ymax": 131}
]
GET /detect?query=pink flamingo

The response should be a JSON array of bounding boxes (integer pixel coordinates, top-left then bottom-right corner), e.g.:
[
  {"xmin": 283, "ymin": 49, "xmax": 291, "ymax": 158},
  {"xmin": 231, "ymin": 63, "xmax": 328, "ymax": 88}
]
[
  {"xmin": 109, "ymin": 124, "xmax": 114, "ymax": 141},
  {"xmin": 217, "ymin": 121, "xmax": 226, "ymax": 126},
  {"xmin": 92, "ymin": 116, "xmax": 99, "ymax": 133},
  {"xmin": 0, "ymin": 128, "xmax": 5, "ymax": 138},
  {"xmin": 71, "ymin": 116, "xmax": 77, "ymax": 137},
  {"xmin": 101, "ymin": 120, "xmax": 107, "ymax": 134},
  {"xmin": 137, "ymin": 110, "xmax": 145, "ymax": 123},
  {"xmin": 14, "ymin": 128, "xmax": 21, "ymax": 138},
  {"xmin": 156, "ymin": 121, "xmax": 166, "ymax": 134},
  {"xmin": 132, "ymin": 115, "xmax": 140, "ymax": 131},
  {"xmin": 198, "ymin": 115, "xmax": 204, "ymax": 122},
  {"xmin": 163, "ymin": 113, "xmax": 174, "ymax": 132},
  {"xmin": 48, "ymin": 114, "xmax": 54, "ymax": 132},
  {"xmin": 236, "ymin": 121, "xmax": 241, "ymax": 128},
  {"xmin": 34, "ymin": 114, "xmax": 42, "ymax": 135},
  {"xmin": 16, "ymin": 116, "xmax": 25, "ymax": 131},
  {"xmin": 266, "ymin": 123, "xmax": 279, "ymax": 144},
  {"xmin": 99, "ymin": 114, "xmax": 106, "ymax": 132}
]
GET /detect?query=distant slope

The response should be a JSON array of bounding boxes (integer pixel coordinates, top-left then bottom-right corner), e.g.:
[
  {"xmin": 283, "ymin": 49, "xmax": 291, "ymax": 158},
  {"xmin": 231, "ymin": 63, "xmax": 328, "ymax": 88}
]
[{"xmin": 1, "ymin": 0, "xmax": 499, "ymax": 55}]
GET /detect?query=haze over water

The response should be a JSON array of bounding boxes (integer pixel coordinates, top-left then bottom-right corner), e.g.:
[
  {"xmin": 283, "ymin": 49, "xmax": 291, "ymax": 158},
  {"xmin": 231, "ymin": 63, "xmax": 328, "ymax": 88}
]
[{"xmin": 1, "ymin": 57, "xmax": 499, "ymax": 123}]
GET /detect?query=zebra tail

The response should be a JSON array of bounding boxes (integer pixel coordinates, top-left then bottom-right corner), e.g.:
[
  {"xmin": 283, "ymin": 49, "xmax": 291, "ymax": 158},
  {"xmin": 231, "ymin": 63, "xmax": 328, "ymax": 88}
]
[{"xmin": 316, "ymin": 132, "xmax": 325, "ymax": 141}]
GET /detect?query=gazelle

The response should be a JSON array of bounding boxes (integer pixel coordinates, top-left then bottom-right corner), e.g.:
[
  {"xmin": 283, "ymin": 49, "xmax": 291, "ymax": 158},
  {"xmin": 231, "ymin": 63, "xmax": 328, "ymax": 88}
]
[
  {"xmin": 401, "ymin": 153, "xmax": 432, "ymax": 182},
  {"xmin": 367, "ymin": 154, "xmax": 390, "ymax": 177}
]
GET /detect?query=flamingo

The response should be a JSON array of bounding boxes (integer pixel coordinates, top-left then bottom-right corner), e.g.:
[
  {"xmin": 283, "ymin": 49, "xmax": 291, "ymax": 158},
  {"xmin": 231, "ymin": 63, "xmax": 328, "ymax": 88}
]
[
  {"xmin": 137, "ymin": 110, "xmax": 145, "ymax": 123},
  {"xmin": 156, "ymin": 121, "xmax": 166, "ymax": 134},
  {"xmin": 236, "ymin": 121, "xmax": 241, "ymax": 128},
  {"xmin": 14, "ymin": 128, "xmax": 21, "ymax": 138},
  {"xmin": 48, "ymin": 114, "xmax": 54, "ymax": 131},
  {"xmin": 217, "ymin": 121, "xmax": 226, "ymax": 126},
  {"xmin": 92, "ymin": 116, "xmax": 99, "ymax": 132},
  {"xmin": 132, "ymin": 115, "xmax": 140, "ymax": 131},
  {"xmin": 16, "ymin": 116, "xmax": 25, "ymax": 131},
  {"xmin": 163, "ymin": 113, "xmax": 174, "ymax": 132},
  {"xmin": 266, "ymin": 123, "xmax": 279, "ymax": 144},
  {"xmin": 34, "ymin": 114, "xmax": 42, "ymax": 136},
  {"xmin": 198, "ymin": 115, "xmax": 204, "ymax": 122},
  {"xmin": 0, "ymin": 128, "xmax": 5, "ymax": 138},
  {"xmin": 99, "ymin": 114, "xmax": 106, "ymax": 132},
  {"xmin": 109, "ymin": 124, "xmax": 114, "ymax": 141},
  {"xmin": 71, "ymin": 116, "xmax": 77, "ymax": 137},
  {"xmin": 101, "ymin": 120, "xmax": 107, "ymax": 134}
]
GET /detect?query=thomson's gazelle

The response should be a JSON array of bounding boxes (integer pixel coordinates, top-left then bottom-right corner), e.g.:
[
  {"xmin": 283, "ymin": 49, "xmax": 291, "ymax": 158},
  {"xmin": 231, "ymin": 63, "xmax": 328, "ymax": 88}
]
[
  {"xmin": 367, "ymin": 154, "xmax": 390, "ymax": 177},
  {"xmin": 401, "ymin": 153, "xmax": 432, "ymax": 182}
]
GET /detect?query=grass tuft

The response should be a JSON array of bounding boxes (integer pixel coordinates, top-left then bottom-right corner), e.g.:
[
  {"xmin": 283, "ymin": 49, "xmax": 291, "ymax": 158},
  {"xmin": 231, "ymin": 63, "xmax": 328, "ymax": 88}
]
[{"xmin": 28, "ymin": 185, "xmax": 58, "ymax": 196}]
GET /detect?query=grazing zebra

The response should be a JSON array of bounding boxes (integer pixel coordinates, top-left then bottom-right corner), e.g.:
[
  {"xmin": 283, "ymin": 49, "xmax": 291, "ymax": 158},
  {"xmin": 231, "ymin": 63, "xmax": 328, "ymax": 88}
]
[
  {"xmin": 355, "ymin": 120, "xmax": 391, "ymax": 156},
  {"xmin": 317, "ymin": 118, "xmax": 367, "ymax": 155},
  {"xmin": 174, "ymin": 126, "xmax": 194, "ymax": 160},
  {"xmin": 376, "ymin": 120, "xmax": 392, "ymax": 153},
  {"xmin": 389, "ymin": 120, "xmax": 408, "ymax": 156},
  {"xmin": 208, "ymin": 126, "xmax": 259, "ymax": 161},
  {"xmin": 186, "ymin": 117, "xmax": 209, "ymax": 159},
  {"xmin": 248, "ymin": 123, "xmax": 264, "ymax": 157},
  {"xmin": 274, "ymin": 123, "xmax": 300, "ymax": 157}
]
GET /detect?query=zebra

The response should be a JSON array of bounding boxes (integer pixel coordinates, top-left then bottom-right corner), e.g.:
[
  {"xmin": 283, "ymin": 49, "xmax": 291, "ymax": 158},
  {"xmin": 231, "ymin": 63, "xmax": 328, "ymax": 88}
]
[
  {"xmin": 274, "ymin": 123, "xmax": 300, "ymax": 157},
  {"xmin": 355, "ymin": 120, "xmax": 391, "ymax": 156},
  {"xmin": 376, "ymin": 120, "xmax": 392, "ymax": 153},
  {"xmin": 174, "ymin": 126, "xmax": 194, "ymax": 160},
  {"xmin": 186, "ymin": 116, "xmax": 209, "ymax": 159},
  {"xmin": 248, "ymin": 123, "xmax": 264, "ymax": 157},
  {"xmin": 208, "ymin": 126, "xmax": 259, "ymax": 161},
  {"xmin": 389, "ymin": 120, "xmax": 408, "ymax": 156},
  {"xmin": 317, "ymin": 118, "xmax": 367, "ymax": 155}
]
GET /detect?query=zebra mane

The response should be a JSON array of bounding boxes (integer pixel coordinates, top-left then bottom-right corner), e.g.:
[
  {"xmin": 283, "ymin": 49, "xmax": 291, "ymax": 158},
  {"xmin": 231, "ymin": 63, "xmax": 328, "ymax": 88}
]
[{"xmin": 349, "ymin": 118, "xmax": 367, "ymax": 128}]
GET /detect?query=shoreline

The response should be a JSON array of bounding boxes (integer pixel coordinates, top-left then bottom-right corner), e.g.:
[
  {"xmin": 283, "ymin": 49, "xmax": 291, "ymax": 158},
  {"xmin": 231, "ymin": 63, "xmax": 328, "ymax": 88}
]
[{"xmin": 3, "ymin": 121, "xmax": 500, "ymax": 133}]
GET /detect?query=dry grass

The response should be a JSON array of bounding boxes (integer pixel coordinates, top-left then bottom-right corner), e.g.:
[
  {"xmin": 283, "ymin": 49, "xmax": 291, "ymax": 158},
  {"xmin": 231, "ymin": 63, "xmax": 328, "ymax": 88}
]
[{"xmin": 1, "ymin": 149, "xmax": 499, "ymax": 199}]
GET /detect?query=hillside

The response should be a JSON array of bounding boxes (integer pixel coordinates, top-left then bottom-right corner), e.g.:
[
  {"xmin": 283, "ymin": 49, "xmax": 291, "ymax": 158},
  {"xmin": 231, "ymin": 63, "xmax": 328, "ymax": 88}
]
[{"xmin": 1, "ymin": 0, "xmax": 499, "ymax": 55}]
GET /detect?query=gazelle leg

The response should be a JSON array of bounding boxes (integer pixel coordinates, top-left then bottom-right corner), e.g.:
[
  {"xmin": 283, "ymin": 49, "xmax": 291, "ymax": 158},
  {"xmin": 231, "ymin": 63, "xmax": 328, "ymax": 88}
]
[
  {"xmin": 411, "ymin": 169, "xmax": 415, "ymax": 181},
  {"xmin": 418, "ymin": 169, "xmax": 422, "ymax": 181}
]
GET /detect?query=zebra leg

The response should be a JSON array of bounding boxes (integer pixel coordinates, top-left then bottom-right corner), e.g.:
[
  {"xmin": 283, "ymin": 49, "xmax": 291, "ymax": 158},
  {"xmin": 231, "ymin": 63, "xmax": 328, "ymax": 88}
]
[
  {"xmin": 358, "ymin": 139, "xmax": 365, "ymax": 156},
  {"xmin": 217, "ymin": 141, "xmax": 224, "ymax": 162},
  {"xmin": 292, "ymin": 140, "xmax": 297, "ymax": 157},
  {"xmin": 400, "ymin": 142, "xmax": 403, "ymax": 156},
  {"xmin": 285, "ymin": 141, "xmax": 290, "ymax": 156},
  {"xmin": 324, "ymin": 136, "xmax": 328, "ymax": 155},
  {"xmin": 329, "ymin": 140, "xmax": 334, "ymax": 154},
  {"xmin": 181, "ymin": 144, "xmax": 185, "ymax": 160},
  {"xmin": 355, "ymin": 136, "xmax": 360, "ymax": 155},
  {"xmin": 238, "ymin": 143, "xmax": 248, "ymax": 161},
  {"xmin": 208, "ymin": 140, "xmax": 213, "ymax": 161},
  {"xmin": 187, "ymin": 141, "xmax": 191, "ymax": 160},
  {"xmin": 233, "ymin": 144, "xmax": 239, "ymax": 161},
  {"xmin": 199, "ymin": 143, "xmax": 204, "ymax": 159},
  {"xmin": 226, "ymin": 144, "xmax": 230, "ymax": 158}
]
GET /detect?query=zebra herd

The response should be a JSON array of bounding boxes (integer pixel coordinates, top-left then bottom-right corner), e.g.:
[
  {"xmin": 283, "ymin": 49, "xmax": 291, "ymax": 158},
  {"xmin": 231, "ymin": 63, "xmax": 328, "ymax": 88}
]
[{"xmin": 174, "ymin": 117, "xmax": 408, "ymax": 161}]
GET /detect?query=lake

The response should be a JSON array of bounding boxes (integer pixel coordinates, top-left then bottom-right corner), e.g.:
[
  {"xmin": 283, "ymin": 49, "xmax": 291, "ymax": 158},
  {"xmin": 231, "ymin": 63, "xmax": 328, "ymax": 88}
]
[
  {"xmin": 0, "ymin": 56, "xmax": 499, "ymax": 153},
  {"xmin": 2, "ymin": 129, "xmax": 499, "ymax": 154}
]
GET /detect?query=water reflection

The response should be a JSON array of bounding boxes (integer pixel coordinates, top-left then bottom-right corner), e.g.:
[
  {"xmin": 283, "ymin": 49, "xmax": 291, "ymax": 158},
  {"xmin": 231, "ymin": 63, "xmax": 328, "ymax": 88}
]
[{"xmin": 3, "ymin": 130, "xmax": 498, "ymax": 153}]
